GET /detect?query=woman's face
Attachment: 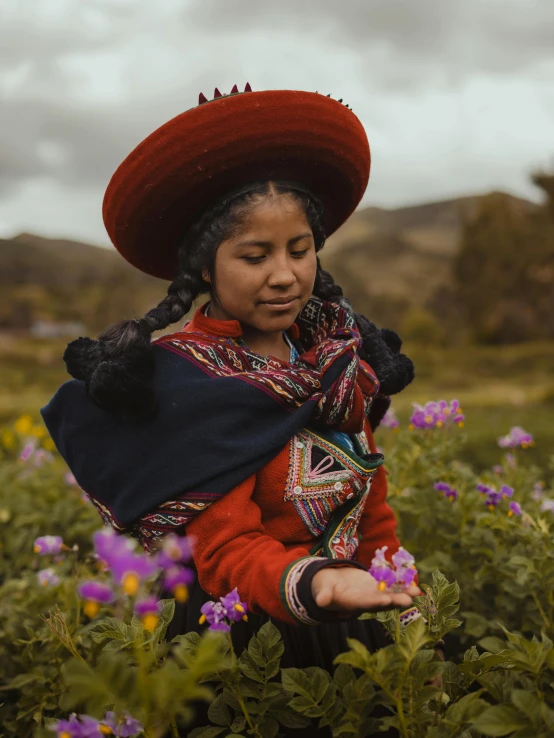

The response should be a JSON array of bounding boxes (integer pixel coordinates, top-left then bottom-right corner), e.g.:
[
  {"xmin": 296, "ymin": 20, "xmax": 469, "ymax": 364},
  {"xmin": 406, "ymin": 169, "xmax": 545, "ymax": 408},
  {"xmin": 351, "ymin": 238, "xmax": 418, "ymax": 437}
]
[{"xmin": 203, "ymin": 193, "xmax": 318, "ymax": 335}]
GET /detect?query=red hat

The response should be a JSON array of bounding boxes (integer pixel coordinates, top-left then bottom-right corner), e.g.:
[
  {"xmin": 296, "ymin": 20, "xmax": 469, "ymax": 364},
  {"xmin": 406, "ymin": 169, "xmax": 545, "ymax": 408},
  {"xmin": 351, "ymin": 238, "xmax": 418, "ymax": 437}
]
[{"xmin": 102, "ymin": 85, "xmax": 370, "ymax": 280}]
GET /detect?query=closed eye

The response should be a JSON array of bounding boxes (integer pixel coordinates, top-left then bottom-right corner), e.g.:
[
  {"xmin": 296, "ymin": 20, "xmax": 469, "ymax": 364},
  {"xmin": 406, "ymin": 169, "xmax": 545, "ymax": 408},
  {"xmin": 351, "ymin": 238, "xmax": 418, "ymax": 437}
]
[{"xmin": 243, "ymin": 249, "xmax": 309, "ymax": 264}]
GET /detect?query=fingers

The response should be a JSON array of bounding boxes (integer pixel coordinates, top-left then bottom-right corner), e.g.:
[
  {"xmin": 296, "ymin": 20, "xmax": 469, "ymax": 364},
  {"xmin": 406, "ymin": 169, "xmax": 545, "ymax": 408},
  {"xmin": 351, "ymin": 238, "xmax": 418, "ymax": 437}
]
[{"xmin": 389, "ymin": 592, "xmax": 415, "ymax": 608}]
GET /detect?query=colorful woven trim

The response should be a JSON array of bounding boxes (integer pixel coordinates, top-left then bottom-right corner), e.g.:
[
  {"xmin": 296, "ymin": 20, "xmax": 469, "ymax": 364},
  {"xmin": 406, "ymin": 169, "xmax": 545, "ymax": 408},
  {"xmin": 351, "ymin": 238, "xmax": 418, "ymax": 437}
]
[
  {"xmin": 280, "ymin": 557, "xmax": 321, "ymax": 625},
  {"xmin": 285, "ymin": 427, "xmax": 383, "ymax": 558}
]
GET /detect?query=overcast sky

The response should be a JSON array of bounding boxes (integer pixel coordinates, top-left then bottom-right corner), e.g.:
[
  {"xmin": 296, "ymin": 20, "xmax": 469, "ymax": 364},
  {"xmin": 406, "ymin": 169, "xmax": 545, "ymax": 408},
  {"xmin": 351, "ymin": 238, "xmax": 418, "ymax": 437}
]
[{"xmin": 1, "ymin": 0, "xmax": 553, "ymax": 248}]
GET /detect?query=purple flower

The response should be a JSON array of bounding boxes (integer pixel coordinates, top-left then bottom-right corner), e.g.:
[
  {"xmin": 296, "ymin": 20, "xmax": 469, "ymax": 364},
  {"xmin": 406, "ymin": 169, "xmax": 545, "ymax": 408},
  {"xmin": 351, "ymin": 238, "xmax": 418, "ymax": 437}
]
[
  {"xmin": 220, "ymin": 587, "xmax": 248, "ymax": 623},
  {"xmin": 19, "ymin": 440, "xmax": 37, "ymax": 462},
  {"xmin": 65, "ymin": 471, "xmax": 78, "ymax": 486},
  {"xmin": 500, "ymin": 485, "xmax": 514, "ymax": 499},
  {"xmin": 93, "ymin": 529, "xmax": 134, "ymax": 564},
  {"xmin": 505, "ymin": 453, "xmax": 517, "ymax": 469},
  {"xmin": 434, "ymin": 482, "xmax": 458, "ymax": 501},
  {"xmin": 78, "ymin": 580, "xmax": 115, "ymax": 619},
  {"xmin": 49, "ymin": 714, "xmax": 105, "ymax": 738},
  {"xmin": 371, "ymin": 546, "xmax": 389, "ymax": 566},
  {"xmin": 37, "ymin": 568, "xmax": 60, "ymax": 587},
  {"xmin": 33, "ymin": 449, "xmax": 54, "ymax": 467},
  {"xmin": 103, "ymin": 711, "xmax": 144, "ymax": 737},
  {"xmin": 477, "ymin": 483, "xmax": 502, "ymax": 508},
  {"xmin": 157, "ymin": 534, "xmax": 194, "ymax": 569},
  {"xmin": 392, "ymin": 547, "xmax": 415, "ymax": 570},
  {"xmin": 34, "ymin": 535, "xmax": 64, "ymax": 555},
  {"xmin": 395, "ymin": 566, "xmax": 417, "ymax": 588},
  {"xmin": 163, "ymin": 566, "xmax": 195, "ymax": 603},
  {"xmin": 508, "ymin": 501, "xmax": 522, "ymax": 517},
  {"xmin": 381, "ymin": 408, "xmax": 399, "ymax": 430},
  {"xmin": 369, "ymin": 564, "xmax": 397, "ymax": 591},
  {"xmin": 134, "ymin": 596, "xmax": 161, "ymax": 631},
  {"xmin": 498, "ymin": 426, "xmax": 534, "ymax": 449},
  {"xmin": 532, "ymin": 482, "xmax": 545, "ymax": 502},
  {"xmin": 199, "ymin": 600, "xmax": 231, "ymax": 631},
  {"xmin": 93, "ymin": 529, "xmax": 158, "ymax": 594},
  {"xmin": 409, "ymin": 399, "xmax": 464, "ymax": 430},
  {"xmin": 492, "ymin": 465, "xmax": 503, "ymax": 475},
  {"xmin": 111, "ymin": 551, "xmax": 159, "ymax": 595}
]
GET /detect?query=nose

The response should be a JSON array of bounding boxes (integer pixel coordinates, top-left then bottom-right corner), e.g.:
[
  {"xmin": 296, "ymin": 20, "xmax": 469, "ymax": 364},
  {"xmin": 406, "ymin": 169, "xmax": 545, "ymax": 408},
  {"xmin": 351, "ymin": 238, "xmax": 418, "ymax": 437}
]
[{"xmin": 267, "ymin": 253, "xmax": 297, "ymax": 289}]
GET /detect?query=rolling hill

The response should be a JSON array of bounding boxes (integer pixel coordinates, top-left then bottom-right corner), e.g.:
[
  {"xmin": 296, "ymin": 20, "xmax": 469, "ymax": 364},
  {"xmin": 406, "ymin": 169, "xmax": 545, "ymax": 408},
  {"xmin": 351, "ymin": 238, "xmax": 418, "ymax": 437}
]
[{"xmin": 0, "ymin": 191, "xmax": 536, "ymax": 334}]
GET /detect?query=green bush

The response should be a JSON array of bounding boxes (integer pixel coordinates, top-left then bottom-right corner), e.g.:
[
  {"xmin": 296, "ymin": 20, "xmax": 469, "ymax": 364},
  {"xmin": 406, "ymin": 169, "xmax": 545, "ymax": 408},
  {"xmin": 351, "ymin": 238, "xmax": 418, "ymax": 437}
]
[{"xmin": 1, "ymin": 408, "xmax": 554, "ymax": 737}]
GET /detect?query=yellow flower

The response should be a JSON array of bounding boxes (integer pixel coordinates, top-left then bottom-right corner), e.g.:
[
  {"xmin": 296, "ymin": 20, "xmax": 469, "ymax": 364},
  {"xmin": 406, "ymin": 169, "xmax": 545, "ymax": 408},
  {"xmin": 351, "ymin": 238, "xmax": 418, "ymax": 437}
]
[
  {"xmin": 99, "ymin": 726, "xmax": 113, "ymax": 735},
  {"xmin": 30, "ymin": 425, "xmax": 46, "ymax": 438},
  {"xmin": 173, "ymin": 584, "xmax": 189, "ymax": 603},
  {"xmin": 43, "ymin": 438, "xmax": 56, "ymax": 452},
  {"xmin": 199, "ymin": 613, "xmax": 207, "ymax": 625},
  {"xmin": 121, "ymin": 572, "xmax": 140, "ymax": 596},
  {"xmin": 141, "ymin": 614, "xmax": 159, "ymax": 631},
  {"xmin": 83, "ymin": 600, "xmax": 101, "ymax": 619},
  {"xmin": 408, "ymin": 424, "xmax": 415, "ymax": 431},
  {"xmin": 1, "ymin": 430, "xmax": 15, "ymax": 449},
  {"xmin": 457, "ymin": 421, "xmax": 464, "ymax": 428},
  {"xmin": 14, "ymin": 415, "xmax": 33, "ymax": 435}
]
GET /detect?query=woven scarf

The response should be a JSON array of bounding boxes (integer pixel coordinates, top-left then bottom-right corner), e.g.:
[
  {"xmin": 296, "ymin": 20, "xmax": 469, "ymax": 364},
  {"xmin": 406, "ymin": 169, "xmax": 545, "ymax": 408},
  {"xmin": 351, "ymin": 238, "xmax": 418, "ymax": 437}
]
[{"xmin": 40, "ymin": 297, "xmax": 379, "ymax": 533}]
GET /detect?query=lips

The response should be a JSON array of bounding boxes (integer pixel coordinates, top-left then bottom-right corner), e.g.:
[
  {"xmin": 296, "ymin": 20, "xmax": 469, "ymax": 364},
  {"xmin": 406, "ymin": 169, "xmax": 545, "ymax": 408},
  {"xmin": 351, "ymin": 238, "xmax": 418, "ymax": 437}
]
[{"xmin": 263, "ymin": 296, "xmax": 300, "ymax": 305}]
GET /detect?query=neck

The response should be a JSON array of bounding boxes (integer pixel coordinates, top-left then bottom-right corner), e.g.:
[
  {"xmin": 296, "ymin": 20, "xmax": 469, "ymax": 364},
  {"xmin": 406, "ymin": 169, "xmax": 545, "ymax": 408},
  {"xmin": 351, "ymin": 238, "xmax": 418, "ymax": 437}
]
[{"xmin": 206, "ymin": 301, "xmax": 290, "ymax": 361}]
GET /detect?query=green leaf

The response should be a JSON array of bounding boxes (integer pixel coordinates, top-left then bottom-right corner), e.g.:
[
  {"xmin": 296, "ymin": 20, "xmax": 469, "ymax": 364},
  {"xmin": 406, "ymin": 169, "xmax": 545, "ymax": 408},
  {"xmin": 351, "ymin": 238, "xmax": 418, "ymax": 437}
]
[
  {"xmin": 154, "ymin": 598, "xmax": 176, "ymax": 640},
  {"xmin": 444, "ymin": 690, "xmax": 487, "ymax": 726},
  {"xmin": 333, "ymin": 664, "xmax": 356, "ymax": 692},
  {"xmin": 189, "ymin": 727, "xmax": 226, "ymax": 738},
  {"xmin": 473, "ymin": 704, "xmax": 531, "ymax": 736},
  {"xmin": 87, "ymin": 617, "xmax": 131, "ymax": 644},
  {"xmin": 281, "ymin": 668, "xmax": 313, "ymax": 699},
  {"xmin": 510, "ymin": 690, "xmax": 542, "ymax": 726},
  {"xmin": 208, "ymin": 694, "xmax": 233, "ymax": 727}
]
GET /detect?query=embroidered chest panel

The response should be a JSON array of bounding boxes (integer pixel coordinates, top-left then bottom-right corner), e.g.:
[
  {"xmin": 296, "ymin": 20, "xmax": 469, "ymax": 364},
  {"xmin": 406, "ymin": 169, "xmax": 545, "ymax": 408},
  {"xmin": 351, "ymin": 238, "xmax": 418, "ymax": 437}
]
[{"xmin": 284, "ymin": 428, "xmax": 382, "ymax": 559}]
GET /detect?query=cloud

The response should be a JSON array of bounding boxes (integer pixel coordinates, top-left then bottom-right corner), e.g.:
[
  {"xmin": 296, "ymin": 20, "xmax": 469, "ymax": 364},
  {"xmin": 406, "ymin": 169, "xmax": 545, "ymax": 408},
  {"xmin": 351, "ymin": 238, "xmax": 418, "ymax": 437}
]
[
  {"xmin": 192, "ymin": 0, "xmax": 554, "ymax": 83},
  {"xmin": 0, "ymin": 0, "xmax": 552, "ymax": 243}
]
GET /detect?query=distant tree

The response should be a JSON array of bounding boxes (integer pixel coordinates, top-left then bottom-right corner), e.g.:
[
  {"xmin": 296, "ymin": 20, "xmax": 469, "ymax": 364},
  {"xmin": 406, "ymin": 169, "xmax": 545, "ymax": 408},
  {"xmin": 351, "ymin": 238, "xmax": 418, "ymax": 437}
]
[{"xmin": 454, "ymin": 177, "xmax": 554, "ymax": 344}]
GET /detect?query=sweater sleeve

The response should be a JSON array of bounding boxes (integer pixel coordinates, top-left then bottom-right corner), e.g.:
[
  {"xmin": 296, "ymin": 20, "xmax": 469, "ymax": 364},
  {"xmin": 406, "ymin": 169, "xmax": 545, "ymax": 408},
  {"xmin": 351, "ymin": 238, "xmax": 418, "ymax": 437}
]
[
  {"xmin": 354, "ymin": 421, "xmax": 402, "ymax": 569},
  {"xmin": 186, "ymin": 472, "xmax": 364, "ymax": 626}
]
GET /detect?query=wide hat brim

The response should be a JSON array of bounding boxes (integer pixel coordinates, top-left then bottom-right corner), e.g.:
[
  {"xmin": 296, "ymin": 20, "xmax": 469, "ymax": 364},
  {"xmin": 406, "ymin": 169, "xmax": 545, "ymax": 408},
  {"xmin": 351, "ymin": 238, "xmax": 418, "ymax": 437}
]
[{"xmin": 102, "ymin": 89, "xmax": 370, "ymax": 281}]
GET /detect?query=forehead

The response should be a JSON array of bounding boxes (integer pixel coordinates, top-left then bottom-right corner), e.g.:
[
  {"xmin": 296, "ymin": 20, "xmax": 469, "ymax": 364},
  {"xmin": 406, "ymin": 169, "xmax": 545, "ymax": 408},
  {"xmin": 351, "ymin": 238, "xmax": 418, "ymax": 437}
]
[{"xmin": 235, "ymin": 194, "xmax": 308, "ymax": 236}]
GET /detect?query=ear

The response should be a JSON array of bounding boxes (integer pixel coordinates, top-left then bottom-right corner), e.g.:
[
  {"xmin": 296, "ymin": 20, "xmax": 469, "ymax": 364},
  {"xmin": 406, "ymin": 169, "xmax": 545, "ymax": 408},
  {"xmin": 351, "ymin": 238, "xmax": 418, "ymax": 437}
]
[{"xmin": 202, "ymin": 268, "xmax": 211, "ymax": 284}]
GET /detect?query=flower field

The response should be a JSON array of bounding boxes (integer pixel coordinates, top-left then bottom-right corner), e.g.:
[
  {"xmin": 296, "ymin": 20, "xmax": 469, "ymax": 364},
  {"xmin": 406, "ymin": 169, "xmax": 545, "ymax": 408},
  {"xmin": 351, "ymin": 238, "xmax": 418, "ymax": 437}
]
[{"xmin": 1, "ymin": 403, "xmax": 554, "ymax": 737}]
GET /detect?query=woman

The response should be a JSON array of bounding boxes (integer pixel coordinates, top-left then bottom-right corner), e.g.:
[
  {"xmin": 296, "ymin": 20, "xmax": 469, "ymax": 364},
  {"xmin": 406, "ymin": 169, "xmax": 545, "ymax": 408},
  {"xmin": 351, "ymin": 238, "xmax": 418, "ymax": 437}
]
[{"xmin": 41, "ymin": 85, "xmax": 418, "ymax": 731}]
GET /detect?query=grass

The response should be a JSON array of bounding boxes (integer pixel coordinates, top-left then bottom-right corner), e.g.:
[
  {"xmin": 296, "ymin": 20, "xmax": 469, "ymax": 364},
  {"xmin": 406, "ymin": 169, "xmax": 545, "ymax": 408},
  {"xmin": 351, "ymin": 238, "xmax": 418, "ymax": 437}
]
[{"xmin": 1, "ymin": 335, "xmax": 553, "ymax": 476}]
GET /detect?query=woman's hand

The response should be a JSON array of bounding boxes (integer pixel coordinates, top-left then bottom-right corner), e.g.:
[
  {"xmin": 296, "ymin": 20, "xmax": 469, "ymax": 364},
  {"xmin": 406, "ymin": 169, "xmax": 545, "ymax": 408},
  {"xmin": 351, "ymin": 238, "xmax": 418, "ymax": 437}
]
[{"xmin": 312, "ymin": 566, "xmax": 421, "ymax": 615}]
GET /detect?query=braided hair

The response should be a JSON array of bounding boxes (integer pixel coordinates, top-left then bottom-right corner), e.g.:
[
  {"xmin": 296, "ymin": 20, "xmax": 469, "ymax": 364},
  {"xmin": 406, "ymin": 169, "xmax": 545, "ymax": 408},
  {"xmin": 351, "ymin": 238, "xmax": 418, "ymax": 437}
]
[{"xmin": 64, "ymin": 180, "xmax": 413, "ymax": 419}]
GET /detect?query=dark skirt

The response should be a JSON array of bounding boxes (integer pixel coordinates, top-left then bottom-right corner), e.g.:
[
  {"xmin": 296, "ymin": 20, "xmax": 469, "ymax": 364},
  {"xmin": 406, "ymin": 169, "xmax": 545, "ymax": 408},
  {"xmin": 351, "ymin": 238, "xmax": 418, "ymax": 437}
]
[{"xmin": 165, "ymin": 580, "xmax": 394, "ymax": 737}]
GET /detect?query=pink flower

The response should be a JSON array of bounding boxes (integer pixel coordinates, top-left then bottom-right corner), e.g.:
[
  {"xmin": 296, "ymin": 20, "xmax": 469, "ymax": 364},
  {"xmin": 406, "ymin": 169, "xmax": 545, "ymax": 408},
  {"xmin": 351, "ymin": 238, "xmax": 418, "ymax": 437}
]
[
  {"xmin": 497, "ymin": 426, "xmax": 534, "ymax": 449},
  {"xmin": 381, "ymin": 408, "xmax": 399, "ymax": 430},
  {"xmin": 37, "ymin": 568, "xmax": 60, "ymax": 587},
  {"xmin": 34, "ymin": 535, "xmax": 63, "ymax": 555}
]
